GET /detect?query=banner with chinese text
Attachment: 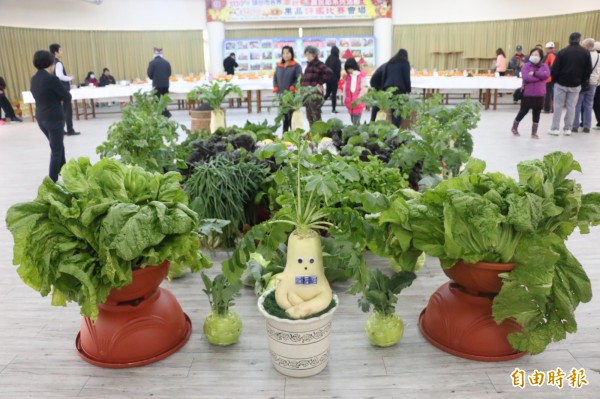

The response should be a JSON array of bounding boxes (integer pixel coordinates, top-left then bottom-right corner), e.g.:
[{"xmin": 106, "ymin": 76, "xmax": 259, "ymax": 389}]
[{"xmin": 207, "ymin": 0, "xmax": 392, "ymax": 22}]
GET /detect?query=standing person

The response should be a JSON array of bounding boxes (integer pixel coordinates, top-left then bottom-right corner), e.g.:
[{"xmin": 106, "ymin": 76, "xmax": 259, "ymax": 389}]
[
  {"xmin": 273, "ymin": 46, "xmax": 303, "ymax": 132},
  {"xmin": 543, "ymin": 42, "xmax": 557, "ymax": 113},
  {"xmin": 342, "ymin": 58, "xmax": 369, "ymax": 125},
  {"xmin": 147, "ymin": 47, "xmax": 172, "ymax": 118},
  {"xmin": 99, "ymin": 68, "xmax": 116, "ymax": 86},
  {"xmin": 495, "ymin": 48, "xmax": 507, "ymax": 76},
  {"xmin": 548, "ymin": 32, "xmax": 592, "ymax": 136},
  {"xmin": 381, "ymin": 48, "xmax": 411, "ymax": 127},
  {"xmin": 30, "ymin": 50, "xmax": 72, "ymax": 182},
  {"xmin": 509, "ymin": 45, "xmax": 525, "ymax": 77},
  {"xmin": 510, "ymin": 48, "xmax": 550, "ymax": 139},
  {"xmin": 369, "ymin": 62, "xmax": 387, "ymax": 122},
  {"xmin": 301, "ymin": 45, "xmax": 331, "ymax": 127},
  {"xmin": 223, "ymin": 53, "xmax": 238, "ymax": 75},
  {"xmin": 324, "ymin": 46, "xmax": 341, "ymax": 113},
  {"xmin": 572, "ymin": 38, "xmax": 599, "ymax": 133},
  {"xmin": 0, "ymin": 76, "xmax": 22, "ymax": 122},
  {"xmin": 50, "ymin": 43, "xmax": 79, "ymax": 135},
  {"xmin": 594, "ymin": 41, "xmax": 600, "ymax": 129}
]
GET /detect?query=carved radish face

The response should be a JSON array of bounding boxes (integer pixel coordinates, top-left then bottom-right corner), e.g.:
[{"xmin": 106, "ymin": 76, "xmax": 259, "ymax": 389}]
[{"xmin": 285, "ymin": 232, "xmax": 324, "ymax": 277}]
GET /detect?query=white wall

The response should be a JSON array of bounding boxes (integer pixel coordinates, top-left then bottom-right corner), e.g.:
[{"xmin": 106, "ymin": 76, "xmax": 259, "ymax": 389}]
[
  {"xmin": 0, "ymin": 0, "xmax": 207, "ymax": 30},
  {"xmin": 393, "ymin": 0, "xmax": 600, "ymax": 24},
  {"xmin": 0, "ymin": 0, "xmax": 598, "ymax": 31}
]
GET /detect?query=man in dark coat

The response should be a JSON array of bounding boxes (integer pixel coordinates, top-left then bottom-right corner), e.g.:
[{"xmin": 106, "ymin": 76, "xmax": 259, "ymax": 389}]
[
  {"xmin": 147, "ymin": 47, "xmax": 172, "ymax": 118},
  {"xmin": 30, "ymin": 50, "xmax": 72, "ymax": 182},
  {"xmin": 223, "ymin": 53, "xmax": 238, "ymax": 75}
]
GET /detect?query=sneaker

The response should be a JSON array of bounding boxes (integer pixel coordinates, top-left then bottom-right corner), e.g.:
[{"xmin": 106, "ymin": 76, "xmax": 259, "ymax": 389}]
[
  {"xmin": 332, "ymin": 110, "xmax": 338, "ymax": 114},
  {"xmin": 65, "ymin": 130, "xmax": 81, "ymax": 136},
  {"xmin": 583, "ymin": 128, "xmax": 591, "ymax": 133},
  {"xmin": 563, "ymin": 129, "xmax": 571, "ymax": 136},
  {"xmin": 571, "ymin": 128, "xmax": 579, "ymax": 133},
  {"xmin": 10, "ymin": 116, "xmax": 23, "ymax": 122},
  {"xmin": 594, "ymin": 126, "xmax": 600, "ymax": 130},
  {"xmin": 0, "ymin": 120, "xmax": 7, "ymax": 126},
  {"xmin": 548, "ymin": 129, "xmax": 560, "ymax": 136}
]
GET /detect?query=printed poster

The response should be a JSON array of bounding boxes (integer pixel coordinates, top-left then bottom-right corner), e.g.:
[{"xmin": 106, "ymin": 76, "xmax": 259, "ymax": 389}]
[{"xmin": 223, "ymin": 36, "xmax": 376, "ymax": 73}]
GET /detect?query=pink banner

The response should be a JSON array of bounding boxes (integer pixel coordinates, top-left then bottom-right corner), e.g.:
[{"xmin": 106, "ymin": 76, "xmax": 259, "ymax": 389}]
[{"xmin": 206, "ymin": 0, "xmax": 392, "ymax": 22}]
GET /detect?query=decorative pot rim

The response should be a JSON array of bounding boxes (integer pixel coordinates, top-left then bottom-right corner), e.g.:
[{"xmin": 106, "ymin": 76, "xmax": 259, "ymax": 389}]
[
  {"xmin": 257, "ymin": 290, "xmax": 338, "ymax": 325},
  {"xmin": 453, "ymin": 260, "xmax": 516, "ymax": 271}
]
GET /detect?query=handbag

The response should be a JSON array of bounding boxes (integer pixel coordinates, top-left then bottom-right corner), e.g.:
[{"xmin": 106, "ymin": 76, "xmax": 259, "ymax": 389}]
[
  {"xmin": 514, "ymin": 87, "xmax": 523, "ymax": 100},
  {"xmin": 582, "ymin": 55, "xmax": 599, "ymax": 92}
]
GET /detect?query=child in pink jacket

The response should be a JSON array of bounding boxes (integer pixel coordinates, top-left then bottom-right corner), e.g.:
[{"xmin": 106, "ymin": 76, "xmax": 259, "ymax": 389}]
[{"xmin": 343, "ymin": 58, "xmax": 369, "ymax": 125}]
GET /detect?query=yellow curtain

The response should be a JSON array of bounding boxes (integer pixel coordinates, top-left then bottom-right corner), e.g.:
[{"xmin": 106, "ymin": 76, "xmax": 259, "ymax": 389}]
[
  {"xmin": 0, "ymin": 27, "xmax": 205, "ymax": 100},
  {"xmin": 225, "ymin": 28, "xmax": 299, "ymax": 39},
  {"xmin": 393, "ymin": 10, "xmax": 600, "ymax": 71}
]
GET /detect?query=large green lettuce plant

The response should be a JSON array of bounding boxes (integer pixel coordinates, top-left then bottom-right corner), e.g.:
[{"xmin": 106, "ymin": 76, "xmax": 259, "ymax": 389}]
[
  {"xmin": 5, "ymin": 158, "xmax": 211, "ymax": 320},
  {"xmin": 365, "ymin": 152, "xmax": 600, "ymax": 354}
]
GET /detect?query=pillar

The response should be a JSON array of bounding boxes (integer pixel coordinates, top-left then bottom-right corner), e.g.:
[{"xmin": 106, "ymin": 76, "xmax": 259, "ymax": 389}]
[
  {"xmin": 206, "ymin": 21, "xmax": 225, "ymax": 75},
  {"xmin": 374, "ymin": 17, "xmax": 393, "ymax": 67}
]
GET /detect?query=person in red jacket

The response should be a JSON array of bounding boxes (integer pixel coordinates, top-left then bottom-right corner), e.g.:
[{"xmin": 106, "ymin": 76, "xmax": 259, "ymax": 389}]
[
  {"xmin": 342, "ymin": 58, "xmax": 369, "ymax": 125},
  {"xmin": 543, "ymin": 42, "xmax": 556, "ymax": 112}
]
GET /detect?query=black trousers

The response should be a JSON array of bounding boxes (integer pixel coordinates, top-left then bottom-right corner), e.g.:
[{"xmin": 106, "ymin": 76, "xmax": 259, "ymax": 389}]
[
  {"xmin": 155, "ymin": 86, "xmax": 172, "ymax": 117},
  {"xmin": 324, "ymin": 82, "xmax": 338, "ymax": 111},
  {"xmin": 38, "ymin": 119, "xmax": 66, "ymax": 182},
  {"xmin": 594, "ymin": 85, "xmax": 600, "ymax": 126},
  {"xmin": 544, "ymin": 82, "xmax": 554, "ymax": 112},
  {"xmin": 0, "ymin": 94, "xmax": 16, "ymax": 119},
  {"xmin": 370, "ymin": 106, "xmax": 380, "ymax": 122},
  {"xmin": 282, "ymin": 111, "xmax": 292, "ymax": 132},
  {"xmin": 515, "ymin": 104, "xmax": 542, "ymax": 123}
]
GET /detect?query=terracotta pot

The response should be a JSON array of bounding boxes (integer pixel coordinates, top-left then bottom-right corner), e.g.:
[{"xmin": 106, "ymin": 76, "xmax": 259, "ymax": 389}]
[
  {"xmin": 257, "ymin": 291, "xmax": 338, "ymax": 378},
  {"xmin": 443, "ymin": 260, "xmax": 516, "ymax": 295},
  {"xmin": 419, "ymin": 282, "xmax": 524, "ymax": 361},
  {"xmin": 76, "ymin": 261, "xmax": 192, "ymax": 368}
]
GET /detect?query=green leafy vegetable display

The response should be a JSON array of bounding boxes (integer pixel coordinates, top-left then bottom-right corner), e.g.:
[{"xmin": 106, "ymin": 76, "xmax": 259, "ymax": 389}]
[
  {"xmin": 5, "ymin": 157, "xmax": 211, "ymax": 320},
  {"xmin": 186, "ymin": 80, "xmax": 243, "ymax": 110},
  {"xmin": 96, "ymin": 90, "xmax": 189, "ymax": 173},
  {"xmin": 365, "ymin": 151, "xmax": 600, "ymax": 353}
]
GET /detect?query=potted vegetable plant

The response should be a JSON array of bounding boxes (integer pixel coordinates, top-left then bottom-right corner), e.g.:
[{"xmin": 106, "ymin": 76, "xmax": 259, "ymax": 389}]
[
  {"xmin": 201, "ymin": 273, "xmax": 243, "ymax": 346},
  {"xmin": 366, "ymin": 152, "xmax": 600, "ymax": 360},
  {"xmin": 5, "ymin": 157, "xmax": 211, "ymax": 367},
  {"xmin": 96, "ymin": 90, "xmax": 188, "ymax": 174},
  {"xmin": 358, "ymin": 269, "xmax": 416, "ymax": 347},
  {"xmin": 255, "ymin": 132, "xmax": 339, "ymax": 377},
  {"xmin": 186, "ymin": 80, "xmax": 243, "ymax": 133},
  {"xmin": 271, "ymin": 77, "xmax": 322, "ymax": 131},
  {"xmin": 361, "ymin": 87, "xmax": 402, "ymax": 122}
]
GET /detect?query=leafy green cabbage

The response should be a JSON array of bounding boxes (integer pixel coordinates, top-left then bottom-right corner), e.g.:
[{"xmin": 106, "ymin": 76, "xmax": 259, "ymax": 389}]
[{"xmin": 6, "ymin": 157, "xmax": 211, "ymax": 320}]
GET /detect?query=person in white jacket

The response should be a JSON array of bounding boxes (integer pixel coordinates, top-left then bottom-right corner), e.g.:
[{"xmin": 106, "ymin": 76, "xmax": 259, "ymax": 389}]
[{"xmin": 572, "ymin": 38, "xmax": 599, "ymax": 133}]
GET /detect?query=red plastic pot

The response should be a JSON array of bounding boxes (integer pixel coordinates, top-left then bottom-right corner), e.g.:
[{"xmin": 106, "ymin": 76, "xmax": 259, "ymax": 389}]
[
  {"xmin": 76, "ymin": 261, "xmax": 192, "ymax": 368},
  {"xmin": 419, "ymin": 282, "xmax": 524, "ymax": 361},
  {"xmin": 443, "ymin": 260, "xmax": 516, "ymax": 295}
]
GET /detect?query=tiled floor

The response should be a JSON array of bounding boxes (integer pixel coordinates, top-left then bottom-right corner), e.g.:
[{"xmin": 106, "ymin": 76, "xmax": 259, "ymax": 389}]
[{"xmin": 0, "ymin": 98, "xmax": 599, "ymax": 398}]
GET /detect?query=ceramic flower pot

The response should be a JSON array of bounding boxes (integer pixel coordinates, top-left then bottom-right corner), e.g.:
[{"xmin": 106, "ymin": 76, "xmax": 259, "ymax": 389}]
[
  {"xmin": 76, "ymin": 261, "xmax": 192, "ymax": 368},
  {"xmin": 442, "ymin": 260, "xmax": 516, "ymax": 295},
  {"xmin": 257, "ymin": 291, "xmax": 338, "ymax": 378},
  {"xmin": 419, "ymin": 282, "xmax": 524, "ymax": 361}
]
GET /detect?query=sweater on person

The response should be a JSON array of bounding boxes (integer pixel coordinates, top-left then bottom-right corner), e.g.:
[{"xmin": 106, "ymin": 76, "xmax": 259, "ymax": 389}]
[
  {"xmin": 301, "ymin": 58, "xmax": 331, "ymax": 87},
  {"xmin": 551, "ymin": 44, "xmax": 592, "ymax": 87},
  {"xmin": 521, "ymin": 62, "xmax": 551, "ymax": 97},
  {"xmin": 273, "ymin": 61, "xmax": 303, "ymax": 94},
  {"xmin": 382, "ymin": 62, "xmax": 411, "ymax": 94}
]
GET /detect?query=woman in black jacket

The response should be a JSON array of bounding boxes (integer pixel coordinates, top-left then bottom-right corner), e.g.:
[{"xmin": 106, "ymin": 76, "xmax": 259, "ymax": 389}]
[
  {"xmin": 324, "ymin": 46, "xmax": 342, "ymax": 113},
  {"xmin": 382, "ymin": 48, "xmax": 411, "ymax": 127}
]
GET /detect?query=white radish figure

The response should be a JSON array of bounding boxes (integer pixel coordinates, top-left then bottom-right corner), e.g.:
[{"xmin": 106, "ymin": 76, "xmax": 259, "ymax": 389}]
[{"xmin": 275, "ymin": 229, "xmax": 332, "ymax": 319}]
